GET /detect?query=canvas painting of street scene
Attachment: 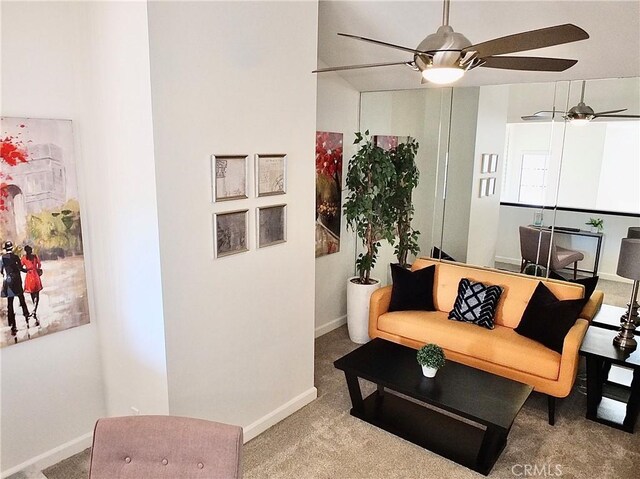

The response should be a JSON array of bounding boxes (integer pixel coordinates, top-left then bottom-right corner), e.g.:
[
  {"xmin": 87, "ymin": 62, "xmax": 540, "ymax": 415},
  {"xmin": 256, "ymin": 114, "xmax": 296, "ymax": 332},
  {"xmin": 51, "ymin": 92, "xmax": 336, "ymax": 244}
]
[{"xmin": 0, "ymin": 117, "xmax": 90, "ymax": 347}]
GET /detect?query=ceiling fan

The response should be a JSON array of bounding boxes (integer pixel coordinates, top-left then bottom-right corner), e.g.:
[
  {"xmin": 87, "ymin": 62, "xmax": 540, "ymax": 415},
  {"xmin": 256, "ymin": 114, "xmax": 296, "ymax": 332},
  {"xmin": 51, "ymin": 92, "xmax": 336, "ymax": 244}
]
[
  {"xmin": 522, "ymin": 80, "xmax": 640, "ymax": 123},
  {"xmin": 313, "ymin": 0, "xmax": 589, "ymax": 85}
]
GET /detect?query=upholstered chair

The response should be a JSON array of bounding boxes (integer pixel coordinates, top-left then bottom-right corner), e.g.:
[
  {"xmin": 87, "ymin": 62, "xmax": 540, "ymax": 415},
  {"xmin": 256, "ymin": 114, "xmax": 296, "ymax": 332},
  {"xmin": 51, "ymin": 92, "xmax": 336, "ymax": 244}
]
[
  {"xmin": 519, "ymin": 226, "xmax": 585, "ymax": 279},
  {"xmin": 89, "ymin": 415, "xmax": 243, "ymax": 479}
]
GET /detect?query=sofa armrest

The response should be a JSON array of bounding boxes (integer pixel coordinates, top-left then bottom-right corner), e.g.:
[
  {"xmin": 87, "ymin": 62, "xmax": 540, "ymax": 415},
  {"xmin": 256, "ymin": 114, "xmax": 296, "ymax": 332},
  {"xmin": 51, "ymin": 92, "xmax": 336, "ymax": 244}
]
[
  {"xmin": 369, "ymin": 286, "xmax": 392, "ymax": 338},
  {"xmin": 555, "ymin": 318, "xmax": 589, "ymax": 397},
  {"xmin": 580, "ymin": 290, "xmax": 604, "ymax": 322}
]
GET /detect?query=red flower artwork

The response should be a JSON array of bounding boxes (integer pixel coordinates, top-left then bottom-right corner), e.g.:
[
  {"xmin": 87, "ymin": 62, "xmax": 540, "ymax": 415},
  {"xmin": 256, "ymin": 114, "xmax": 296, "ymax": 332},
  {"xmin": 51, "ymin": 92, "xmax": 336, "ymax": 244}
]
[
  {"xmin": 0, "ymin": 131, "xmax": 30, "ymax": 210},
  {"xmin": 316, "ymin": 131, "xmax": 343, "ymax": 178},
  {"xmin": 374, "ymin": 135, "xmax": 399, "ymax": 151},
  {"xmin": 315, "ymin": 131, "xmax": 343, "ymax": 257}
]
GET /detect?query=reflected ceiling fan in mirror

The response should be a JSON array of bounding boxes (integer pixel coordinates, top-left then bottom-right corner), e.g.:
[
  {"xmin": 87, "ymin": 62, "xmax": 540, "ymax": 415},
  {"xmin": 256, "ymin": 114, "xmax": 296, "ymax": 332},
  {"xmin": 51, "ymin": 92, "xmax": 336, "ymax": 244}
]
[
  {"xmin": 522, "ymin": 80, "xmax": 640, "ymax": 123},
  {"xmin": 313, "ymin": 0, "xmax": 589, "ymax": 85}
]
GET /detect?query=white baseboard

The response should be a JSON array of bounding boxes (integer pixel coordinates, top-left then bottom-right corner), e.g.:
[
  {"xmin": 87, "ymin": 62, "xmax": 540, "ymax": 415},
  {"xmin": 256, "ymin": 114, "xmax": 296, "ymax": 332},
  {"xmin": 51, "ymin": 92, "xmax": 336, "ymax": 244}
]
[
  {"xmin": 1, "ymin": 431, "xmax": 93, "ymax": 478},
  {"xmin": 494, "ymin": 255, "xmax": 520, "ymax": 266},
  {"xmin": 494, "ymin": 256, "xmax": 631, "ymax": 284},
  {"xmin": 315, "ymin": 315, "xmax": 346, "ymax": 338},
  {"xmin": 242, "ymin": 387, "xmax": 317, "ymax": 443}
]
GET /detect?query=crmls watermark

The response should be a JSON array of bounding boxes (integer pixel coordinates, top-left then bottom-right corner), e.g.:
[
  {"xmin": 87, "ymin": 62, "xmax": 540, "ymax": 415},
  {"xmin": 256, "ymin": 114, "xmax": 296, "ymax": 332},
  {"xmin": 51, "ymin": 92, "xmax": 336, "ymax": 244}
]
[{"xmin": 511, "ymin": 464, "xmax": 563, "ymax": 477}]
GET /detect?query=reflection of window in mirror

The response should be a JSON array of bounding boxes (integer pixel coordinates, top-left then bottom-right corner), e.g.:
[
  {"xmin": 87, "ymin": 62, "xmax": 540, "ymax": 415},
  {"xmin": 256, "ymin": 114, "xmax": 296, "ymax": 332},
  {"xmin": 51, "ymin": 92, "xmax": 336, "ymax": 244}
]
[
  {"xmin": 559, "ymin": 119, "xmax": 640, "ymax": 214},
  {"xmin": 517, "ymin": 152, "xmax": 549, "ymax": 204}
]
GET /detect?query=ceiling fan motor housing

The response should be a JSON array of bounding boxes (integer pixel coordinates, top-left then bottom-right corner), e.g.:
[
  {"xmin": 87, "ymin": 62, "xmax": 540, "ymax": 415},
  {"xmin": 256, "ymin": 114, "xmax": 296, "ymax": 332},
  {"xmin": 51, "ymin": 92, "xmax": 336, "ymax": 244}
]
[
  {"xmin": 566, "ymin": 101, "xmax": 596, "ymax": 120},
  {"xmin": 415, "ymin": 25, "xmax": 474, "ymax": 71}
]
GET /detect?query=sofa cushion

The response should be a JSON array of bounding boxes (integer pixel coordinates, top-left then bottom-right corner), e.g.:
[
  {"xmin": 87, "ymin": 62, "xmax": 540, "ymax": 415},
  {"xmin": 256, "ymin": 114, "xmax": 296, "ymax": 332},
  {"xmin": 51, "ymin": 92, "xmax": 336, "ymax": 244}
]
[
  {"xmin": 448, "ymin": 278, "xmax": 503, "ymax": 329},
  {"xmin": 389, "ymin": 264, "xmax": 436, "ymax": 312},
  {"xmin": 411, "ymin": 258, "xmax": 585, "ymax": 328},
  {"xmin": 378, "ymin": 310, "xmax": 561, "ymax": 380},
  {"xmin": 515, "ymin": 282, "xmax": 585, "ymax": 353}
]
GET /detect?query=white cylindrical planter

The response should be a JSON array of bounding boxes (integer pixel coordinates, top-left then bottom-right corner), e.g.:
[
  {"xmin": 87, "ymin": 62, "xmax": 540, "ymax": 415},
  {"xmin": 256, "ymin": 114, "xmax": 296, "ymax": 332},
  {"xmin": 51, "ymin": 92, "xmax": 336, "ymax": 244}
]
[
  {"xmin": 346, "ymin": 276, "xmax": 381, "ymax": 344},
  {"xmin": 421, "ymin": 365, "xmax": 438, "ymax": 378}
]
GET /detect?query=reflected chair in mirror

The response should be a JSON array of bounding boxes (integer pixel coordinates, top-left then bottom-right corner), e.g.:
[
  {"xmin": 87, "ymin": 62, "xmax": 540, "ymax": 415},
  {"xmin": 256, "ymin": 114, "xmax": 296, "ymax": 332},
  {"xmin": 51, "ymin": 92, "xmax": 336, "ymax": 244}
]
[
  {"xmin": 519, "ymin": 226, "xmax": 585, "ymax": 280},
  {"xmin": 89, "ymin": 415, "xmax": 243, "ymax": 479}
]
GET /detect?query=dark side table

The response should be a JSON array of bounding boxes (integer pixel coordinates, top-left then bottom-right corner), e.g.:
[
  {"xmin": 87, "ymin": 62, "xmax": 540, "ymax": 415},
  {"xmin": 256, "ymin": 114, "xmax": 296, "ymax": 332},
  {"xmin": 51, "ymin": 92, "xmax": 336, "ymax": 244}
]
[{"xmin": 579, "ymin": 326, "xmax": 640, "ymax": 432}]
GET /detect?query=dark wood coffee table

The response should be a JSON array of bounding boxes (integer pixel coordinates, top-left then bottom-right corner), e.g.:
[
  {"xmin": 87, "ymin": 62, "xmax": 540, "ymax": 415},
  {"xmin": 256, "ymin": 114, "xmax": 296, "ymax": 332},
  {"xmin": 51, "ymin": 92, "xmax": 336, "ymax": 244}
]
[{"xmin": 334, "ymin": 338, "xmax": 533, "ymax": 475}]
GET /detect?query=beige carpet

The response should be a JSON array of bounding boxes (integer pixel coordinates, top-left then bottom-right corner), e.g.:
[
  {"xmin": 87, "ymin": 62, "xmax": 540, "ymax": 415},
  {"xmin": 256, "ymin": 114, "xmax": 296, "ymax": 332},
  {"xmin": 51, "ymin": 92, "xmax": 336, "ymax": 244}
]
[{"xmin": 39, "ymin": 323, "xmax": 640, "ymax": 479}]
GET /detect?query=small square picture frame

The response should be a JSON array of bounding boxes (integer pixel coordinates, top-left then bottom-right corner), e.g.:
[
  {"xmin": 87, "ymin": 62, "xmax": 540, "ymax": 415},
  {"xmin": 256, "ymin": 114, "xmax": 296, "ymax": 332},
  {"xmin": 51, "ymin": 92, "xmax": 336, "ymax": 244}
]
[
  {"xmin": 256, "ymin": 154, "xmax": 287, "ymax": 197},
  {"xmin": 489, "ymin": 154, "xmax": 499, "ymax": 173},
  {"xmin": 488, "ymin": 177, "xmax": 496, "ymax": 195},
  {"xmin": 212, "ymin": 155, "xmax": 248, "ymax": 202},
  {"xmin": 481, "ymin": 153, "xmax": 491, "ymax": 173},
  {"xmin": 213, "ymin": 209, "xmax": 249, "ymax": 258},
  {"xmin": 479, "ymin": 178, "xmax": 488, "ymax": 197},
  {"xmin": 257, "ymin": 204, "xmax": 287, "ymax": 248}
]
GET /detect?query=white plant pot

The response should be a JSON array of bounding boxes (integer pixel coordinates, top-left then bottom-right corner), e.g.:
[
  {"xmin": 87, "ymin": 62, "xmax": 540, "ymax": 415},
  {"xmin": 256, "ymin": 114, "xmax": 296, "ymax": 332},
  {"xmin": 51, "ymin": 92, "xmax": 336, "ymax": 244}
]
[
  {"xmin": 346, "ymin": 276, "xmax": 381, "ymax": 344},
  {"xmin": 421, "ymin": 365, "xmax": 438, "ymax": 378}
]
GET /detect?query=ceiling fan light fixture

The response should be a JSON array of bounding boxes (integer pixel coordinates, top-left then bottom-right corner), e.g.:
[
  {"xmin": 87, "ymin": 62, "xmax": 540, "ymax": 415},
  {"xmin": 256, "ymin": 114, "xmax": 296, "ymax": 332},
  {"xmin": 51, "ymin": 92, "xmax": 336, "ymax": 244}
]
[
  {"xmin": 569, "ymin": 117, "xmax": 591, "ymax": 126},
  {"xmin": 421, "ymin": 66, "xmax": 465, "ymax": 84}
]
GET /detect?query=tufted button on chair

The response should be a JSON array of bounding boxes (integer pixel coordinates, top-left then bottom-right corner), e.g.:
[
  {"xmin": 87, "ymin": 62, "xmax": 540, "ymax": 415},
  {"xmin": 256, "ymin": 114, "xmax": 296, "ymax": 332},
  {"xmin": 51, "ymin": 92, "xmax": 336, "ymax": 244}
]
[{"xmin": 89, "ymin": 415, "xmax": 243, "ymax": 479}]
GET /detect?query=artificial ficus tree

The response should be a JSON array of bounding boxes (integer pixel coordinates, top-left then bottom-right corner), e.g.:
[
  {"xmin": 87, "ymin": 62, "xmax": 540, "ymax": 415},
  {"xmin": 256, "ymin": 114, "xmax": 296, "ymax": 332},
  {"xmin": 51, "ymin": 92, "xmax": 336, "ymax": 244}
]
[
  {"xmin": 343, "ymin": 131, "xmax": 396, "ymax": 284},
  {"xmin": 388, "ymin": 138, "xmax": 420, "ymax": 267}
]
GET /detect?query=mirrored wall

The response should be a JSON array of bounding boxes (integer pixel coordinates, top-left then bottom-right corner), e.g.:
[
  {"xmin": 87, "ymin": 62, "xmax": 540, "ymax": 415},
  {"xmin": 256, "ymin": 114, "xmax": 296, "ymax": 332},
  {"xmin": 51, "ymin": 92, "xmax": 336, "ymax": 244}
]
[{"xmin": 360, "ymin": 77, "xmax": 640, "ymax": 283}]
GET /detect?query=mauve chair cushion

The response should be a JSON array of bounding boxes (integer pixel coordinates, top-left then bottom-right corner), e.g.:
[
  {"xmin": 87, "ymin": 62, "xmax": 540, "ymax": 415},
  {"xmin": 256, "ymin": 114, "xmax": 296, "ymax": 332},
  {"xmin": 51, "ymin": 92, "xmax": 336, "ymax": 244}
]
[{"xmin": 89, "ymin": 415, "xmax": 242, "ymax": 479}]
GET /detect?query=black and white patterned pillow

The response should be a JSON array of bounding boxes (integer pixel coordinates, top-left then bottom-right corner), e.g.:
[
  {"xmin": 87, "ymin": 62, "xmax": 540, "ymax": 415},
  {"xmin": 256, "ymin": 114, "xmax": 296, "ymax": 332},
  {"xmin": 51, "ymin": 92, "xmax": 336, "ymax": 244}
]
[{"xmin": 448, "ymin": 278, "xmax": 503, "ymax": 330}]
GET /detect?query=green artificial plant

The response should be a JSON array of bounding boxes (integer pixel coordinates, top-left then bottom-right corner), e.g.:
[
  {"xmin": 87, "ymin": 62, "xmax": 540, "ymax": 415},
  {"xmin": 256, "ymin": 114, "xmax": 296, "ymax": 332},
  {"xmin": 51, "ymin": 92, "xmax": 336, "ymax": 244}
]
[
  {"xmin": 388, "ymin": 138, "xmax": 420, "ymax": 267},
  {"xmin": 585, "ymin": 217, "xmax": 604, "ymax": 232},
  {"xmin": 343, "ymin": 131, "xmax": 396, "ymax": 284},
  {"xmin": 416, "ymin": 343, "xmax": 446, "ymax": 369}
]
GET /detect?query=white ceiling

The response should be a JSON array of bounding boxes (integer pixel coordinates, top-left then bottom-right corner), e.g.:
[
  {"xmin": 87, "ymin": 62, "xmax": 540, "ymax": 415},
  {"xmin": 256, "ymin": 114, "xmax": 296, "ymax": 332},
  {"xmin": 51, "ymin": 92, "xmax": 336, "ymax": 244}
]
[{"xmin": 317, "ymin": 0, "xmax": 640, "ymax": 92}]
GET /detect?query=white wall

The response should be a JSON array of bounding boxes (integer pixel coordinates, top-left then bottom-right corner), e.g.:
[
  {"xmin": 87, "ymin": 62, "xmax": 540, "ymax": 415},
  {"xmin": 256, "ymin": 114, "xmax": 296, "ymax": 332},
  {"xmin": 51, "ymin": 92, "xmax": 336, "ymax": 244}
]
[
  {"xmin": 0, "ymin": 2, "xmax": 106, "ymax": 473},
  {"xmin": 147, "ymin": 1, "xmax": 318, "ymax": 441},
  {"xmin": 315, "ymin": 67, "xmax": 359, "ymax": 335},
  {"xmin": 1, "ymin": 1, "xmax": 171, "ymax": 474},
  {"xmin": 466, "ymin": 85, "xmax": 509, "ymax": 267},
  {"xmin": 81, "ymin": 1, "xmax": 170, "ymax": 417}
]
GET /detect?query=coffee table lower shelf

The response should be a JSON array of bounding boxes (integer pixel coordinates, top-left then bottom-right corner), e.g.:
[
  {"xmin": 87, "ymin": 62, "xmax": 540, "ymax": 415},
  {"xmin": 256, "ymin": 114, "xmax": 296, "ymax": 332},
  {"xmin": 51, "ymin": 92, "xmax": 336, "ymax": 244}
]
[{"xmin": 352, "ymin": 390, "xmax": 505, "ymax": 476}]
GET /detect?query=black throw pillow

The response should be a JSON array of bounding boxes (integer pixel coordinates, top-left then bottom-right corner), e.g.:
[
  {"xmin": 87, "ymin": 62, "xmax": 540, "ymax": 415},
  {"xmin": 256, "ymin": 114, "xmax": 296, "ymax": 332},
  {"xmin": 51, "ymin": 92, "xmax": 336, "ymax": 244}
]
[
  {"xmin": 547, "ymin": 271, "xmax": 599, "ymax": 303},
  {"xmin": 515, "ymin": 282, "xmax": 585, "ymax": 353},
  {"xmin": 388, "ymin": 264, "xmax": 436, "ymax": 312},
  {"xmin": 448, "ymin": 278, "xmax": 503, "ymax": 330}
]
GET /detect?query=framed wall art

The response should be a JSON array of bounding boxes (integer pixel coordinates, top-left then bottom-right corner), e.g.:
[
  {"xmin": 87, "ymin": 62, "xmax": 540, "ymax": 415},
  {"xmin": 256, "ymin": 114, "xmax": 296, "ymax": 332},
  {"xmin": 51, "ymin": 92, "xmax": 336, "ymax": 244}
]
[
  {"xmin": 213, "ymin": 209, "xmax": 249, "ymax": 258},
  {"xmin": 315, "ymin": 131, "xmax": 342, "ymax": 257},
  {"xmin": 481, "ymin": 153, "xmax": 491, "ymax": 173},
  {"xmin": 0, "ymin": 117, "xmax": 91, "ymax": 347},
  {"xmin": 211, "ymin": 155, "xmax": 248, "ymax": 202},
  {"xmin": 488, "ymin": 177, "xmax": 497, "ymax": 195},
  {"xmin": 489, "ymin": 154, "xmax": 499, "ymax": 173},
  {"xmin": 257, "ymin": 204, "xmax": 286, "ymax": 248},
  {"xmin": 256, "ymin": 154, "xmax": 286, "ymax": 197}
]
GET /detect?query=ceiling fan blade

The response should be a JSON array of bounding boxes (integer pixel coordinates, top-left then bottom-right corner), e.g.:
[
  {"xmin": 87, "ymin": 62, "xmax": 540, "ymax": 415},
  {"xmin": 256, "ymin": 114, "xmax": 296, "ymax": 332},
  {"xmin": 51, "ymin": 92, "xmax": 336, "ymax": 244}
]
[
  {"xmin": 480, "ymin": 56, "xmax": 577, "ymax": 72},
  {"xmin": 313, "ymin": 61, "xmax": 412, "ymax": 73},
  {"xmin": 338, "ymin": 33, "xmax": 424, "ymax": 55},
  {"xmin": 593, "ymin": 109, "xmax": 627, "ymax": 116},
  {"xmin": 594, "ymin": 114, "xmax": 640, "ymax": 119},
  {"xmin": 463, "ymin": 24, "xmax": 589, "ymax": 58},
  {"xmin": 521, "ymin": 111, "xmax": 558, "ymax": 121}
]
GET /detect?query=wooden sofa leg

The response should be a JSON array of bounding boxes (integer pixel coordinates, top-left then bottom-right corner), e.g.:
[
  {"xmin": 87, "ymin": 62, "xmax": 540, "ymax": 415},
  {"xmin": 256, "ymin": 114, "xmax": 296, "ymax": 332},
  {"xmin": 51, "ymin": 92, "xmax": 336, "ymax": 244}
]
[
  {"xmin": 548, "ymin": 396, "xmax": 556, "ymax": 425},
  {"xmin": 573, "ymin": 262, "xmax": 578, "ymax": 280}
]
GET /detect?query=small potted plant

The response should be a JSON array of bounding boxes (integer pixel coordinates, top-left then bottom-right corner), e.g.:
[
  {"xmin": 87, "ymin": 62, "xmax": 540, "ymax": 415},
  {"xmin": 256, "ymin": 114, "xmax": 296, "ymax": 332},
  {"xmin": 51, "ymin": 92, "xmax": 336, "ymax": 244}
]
[
  {"xmin": 416, "ymin": 343, "xmax": 446, "ymax": 377},
  {"xmin": 585, "ymin": 218, "xmax": 604, "ymax": 233}
]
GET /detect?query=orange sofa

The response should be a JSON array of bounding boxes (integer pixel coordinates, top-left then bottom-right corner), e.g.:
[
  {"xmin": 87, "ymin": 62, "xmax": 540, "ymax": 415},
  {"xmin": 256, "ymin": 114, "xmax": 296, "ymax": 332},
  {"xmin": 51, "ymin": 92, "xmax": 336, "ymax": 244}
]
[{"xmin": 369, "ymin": 258, "xmax": 604, "ymax": 425}]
